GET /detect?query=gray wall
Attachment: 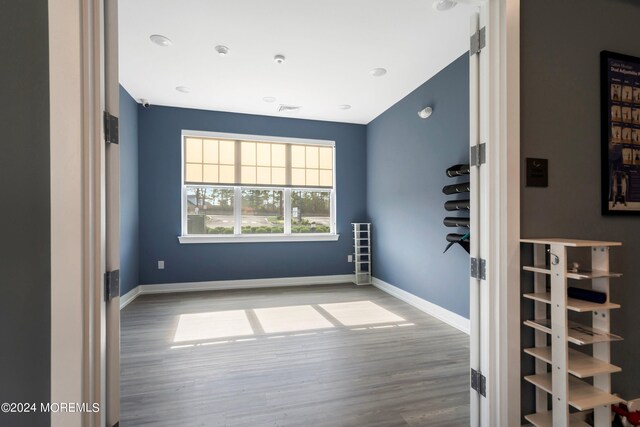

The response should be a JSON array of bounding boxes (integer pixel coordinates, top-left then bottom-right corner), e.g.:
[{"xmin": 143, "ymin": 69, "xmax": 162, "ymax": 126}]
[
  {"xmin": 367, "ymin": 54, "xmax": 470, "ymax": 318},
  {"xmin": 521, "ymin": 0, "xmax": 640, "ymax": 406},
  {"xmin": 120, "ymin": 85, "xmax": 139, "ymax": 295},
  {"xmin": 0, "ymin": 1, "xmax": 51, "ymax": 426}
]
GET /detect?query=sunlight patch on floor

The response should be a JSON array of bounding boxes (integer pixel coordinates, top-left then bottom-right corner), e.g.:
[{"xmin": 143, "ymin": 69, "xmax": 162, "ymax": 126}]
[
  {"xmin": 254, "ymin": 304, "xmax": 334, "ymax": 333},
  {"xmin": 171, "ymin": 300, "xmax": 408, "ymax": 346},
  {"xmin": 320, "ymin": 300, "xmax": 405, "ymax": 326},
  {"xmin": 173, "ymin": 309, "xmax": 253, "ymax": 342}
]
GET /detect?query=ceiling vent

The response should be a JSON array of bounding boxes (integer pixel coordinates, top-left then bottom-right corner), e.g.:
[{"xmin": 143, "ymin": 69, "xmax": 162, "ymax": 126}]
[{"xmin": 278, "ymin": 104, "xmax": 301, "ymax": 113}]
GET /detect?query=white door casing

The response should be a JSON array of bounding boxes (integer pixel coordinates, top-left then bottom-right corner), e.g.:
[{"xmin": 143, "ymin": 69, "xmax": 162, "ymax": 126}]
[
  {"xmin": 50, "ymin": 0, "xmax": 121, "ymax": 426},
  {"xmin": 469, "ymin": 1, "xmax": 520, "ymax": 426}
]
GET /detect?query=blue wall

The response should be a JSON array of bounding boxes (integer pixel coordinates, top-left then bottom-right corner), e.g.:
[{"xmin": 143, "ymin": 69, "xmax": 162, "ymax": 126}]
[
  {"xmin": 366, "ymin": 54, "xmax": 470, "ymax": 318},
  {"xmin": 119, "ymin": 86, "xmax": 139, "ymax": 295},
  {"xmin": 138, "ymin": 107, "xmax": 367, "ymax": 285}
]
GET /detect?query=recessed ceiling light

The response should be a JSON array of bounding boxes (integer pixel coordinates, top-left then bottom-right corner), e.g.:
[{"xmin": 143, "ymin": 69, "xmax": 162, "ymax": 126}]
[
  {"xmin": 338, "ymin": 104, "xmax": 352, "ymax": 110},
  {"xmin": 432, "ymin": 0, "xmax": 457, "ymax": 11},
  {"xmin": 215, "ymin": 45, "xmax": 229, "ymax": 56},
  {"xmin": 263, "ymin": 96, "xmax": 276, "ymax": 103},
  {"xmin": 274, "ymin": 54, "xmax": 286, "ymax": 64},
  {"xmin": 176, "ymin": 86, "xmax": 190, "ymax": 93},
  {"xmin": 278, "ymin": 104, "xmax": 301, "ymax": 113},
  {"xmin": 369, "ymin": 68, "xmax": 387, "ymax": 77},
  {"xmin": 149, "ymin": 34, "xmax": 172, "ymax": 47}
]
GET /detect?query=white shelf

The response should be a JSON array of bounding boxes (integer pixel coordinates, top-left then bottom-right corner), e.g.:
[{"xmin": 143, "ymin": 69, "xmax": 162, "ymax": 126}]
[
  {"xmin": 524, "ymin": 411, "xmax": 592, "ymax": 427},
  {"xmin": 354, "ymin": 273, "xmax": 371, "ymax": 285},
  {"xmin": 521, "ymin": 238, "xmax": 621, "ymax": 427},
  {"xmin": 523, "ymin": 292, "xmax": 620, "ymax": 312},
  {"xmin": 524, "ymin": 373, "xmax": 623, "ymax": 411},
  {"xmin": 524, "ymin": 347, "xmax": 621, "ymax": 378},
  {"xmin": 522, "ymin": 265, "xmax": 622, "ymax": 280},
  {"xmin": 523, "ymin": 319, "xmax": 622, "ymax": 346},
  {"xmin": 520, "ymin": 238, "xmax": 622, "ymax": 247},
  {"xmin": 352, "ymin": 223, "xmax": 371, "ymax": 286}
]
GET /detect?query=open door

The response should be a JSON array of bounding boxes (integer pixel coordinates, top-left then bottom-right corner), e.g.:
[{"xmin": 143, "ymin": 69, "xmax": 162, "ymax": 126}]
[
  {"xmin": 469, "ymin": 1, "xmax": 521, "ymax": 426},
  {"xmin": 468, "ymin": 8, "xmax": 488, "ymax": 427}
]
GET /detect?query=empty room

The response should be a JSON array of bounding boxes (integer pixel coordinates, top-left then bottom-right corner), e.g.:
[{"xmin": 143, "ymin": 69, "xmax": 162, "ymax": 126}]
[
  {"xmin": 116, "ymin": 0, "xmax": 476, "ymax": 425},
  {"xmin": 12, "ymin": 1, "xmax": 640, "ymax": 427}
]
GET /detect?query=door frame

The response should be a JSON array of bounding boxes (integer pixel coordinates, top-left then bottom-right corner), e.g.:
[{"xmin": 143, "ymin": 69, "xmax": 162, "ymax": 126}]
[
  {"xmin": 49, "ymin": 0, "xmax": 88, "ymax": 425},
  {"xmin": 49, "ymin": 0, "xmax": 521, "ymax": 425},
  {"xmin": 49, "ymin": 0, "xmax": 119, "ymax": 426},
  {"xmin": 475, "ymin": 0, "xmax": 521, "ymax": 425},
  {"xmin": 469, "ymin": 1, "xmax": 520, "ymax": 425}
]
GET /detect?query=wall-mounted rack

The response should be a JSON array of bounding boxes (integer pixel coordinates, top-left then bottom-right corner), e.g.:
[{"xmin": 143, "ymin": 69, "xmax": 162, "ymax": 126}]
[{"xmin": 442, "ymin": 164, "xmax": 470, "ymax": 254}]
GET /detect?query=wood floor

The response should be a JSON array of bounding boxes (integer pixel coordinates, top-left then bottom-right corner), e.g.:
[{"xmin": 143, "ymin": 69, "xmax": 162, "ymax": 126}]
[{"xmin": 121, "ymin": 284, "xmax": 470, "ymax": 426}]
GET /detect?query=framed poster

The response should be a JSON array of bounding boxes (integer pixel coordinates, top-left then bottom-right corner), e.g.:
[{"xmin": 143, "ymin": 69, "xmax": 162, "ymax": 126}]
[{"xmin": 601, "ymin": 50, "xmax": 640, "ymax": 215}]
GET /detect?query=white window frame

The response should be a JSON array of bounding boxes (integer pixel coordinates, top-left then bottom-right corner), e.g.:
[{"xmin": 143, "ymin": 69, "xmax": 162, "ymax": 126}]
[{"xmin": 178, "ymin": 130, "xmax": 338, "ymax": 243}]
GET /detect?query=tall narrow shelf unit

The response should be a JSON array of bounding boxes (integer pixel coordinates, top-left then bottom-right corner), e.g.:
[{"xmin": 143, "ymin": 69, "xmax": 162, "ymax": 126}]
[
  {"xmin": 352, "ymin": 223, "xmax": 371, "ymax": 285},
  {"xmin": 521, "ymin": 238, "xmax": 623, "ymax": 427}
]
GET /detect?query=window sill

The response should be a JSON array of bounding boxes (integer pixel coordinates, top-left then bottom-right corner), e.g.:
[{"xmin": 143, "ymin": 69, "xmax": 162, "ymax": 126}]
[{"xmin": 177, "ymin": 234, "xmax": 340, "ymax": 244}]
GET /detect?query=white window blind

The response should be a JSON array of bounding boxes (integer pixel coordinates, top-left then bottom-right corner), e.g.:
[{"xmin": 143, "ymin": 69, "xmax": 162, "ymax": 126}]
[{"xmin": 184, "ymin": 137, "xmax": 334, "ymax": 188}]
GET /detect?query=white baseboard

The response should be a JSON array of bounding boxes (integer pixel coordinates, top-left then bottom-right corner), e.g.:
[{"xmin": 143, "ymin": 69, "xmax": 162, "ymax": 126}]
[
  {"xmin": 372, "ymin": 277, "xmax": 470, "ymax": 335},
  {"xmin": 120, "ymin": 286, "xmax": 141, "ymax": 310},
  {"xmin": 120, "ymin": 274, "xmax": 354, "ymax": 310}
]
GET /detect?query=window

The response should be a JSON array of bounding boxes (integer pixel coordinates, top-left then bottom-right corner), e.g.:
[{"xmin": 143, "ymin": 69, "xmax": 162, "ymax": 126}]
[
  {"xmin": 241, "ymin": 189, "xmax": 284, "ymax": 234},
  {"xmin": 291, "ymin": 190, "xmax": 331, "ymax": 234},
  {"xmin": 180, "ymin": 131, "xmax": 337, "ymax": 243}
]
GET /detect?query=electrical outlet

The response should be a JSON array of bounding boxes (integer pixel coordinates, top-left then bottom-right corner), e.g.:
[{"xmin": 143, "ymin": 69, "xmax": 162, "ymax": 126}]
[
  {"xmin": 348, "ymin": 255, "xmax": 353, "ymax": 262},
  {"xmin": 158, "ymin": 260, "xmax": 165, "ymax": 270}
]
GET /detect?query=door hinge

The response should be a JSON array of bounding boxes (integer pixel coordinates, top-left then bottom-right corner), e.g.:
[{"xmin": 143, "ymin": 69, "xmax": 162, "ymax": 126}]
[
  {"xmin": 471, "ymin": 368, "xmax": 487, "ymax": 397},
  {"xmin": 104, "ymin": 269, "xmax": 120, "ymax": 301},
  {"xmin": 470, "ymin": 143, "xmax": 486, "ymax": 167},
  {"xmin": 470, "ymin": 27, "xmax": 486, "ymax": 57},
  {"xmin": 104, "ymin": 111, "xmax": 119, "ymax": 144},
  {"xmin": 470, "ymin": 257, "xmax": 486, "ymax": 280}
]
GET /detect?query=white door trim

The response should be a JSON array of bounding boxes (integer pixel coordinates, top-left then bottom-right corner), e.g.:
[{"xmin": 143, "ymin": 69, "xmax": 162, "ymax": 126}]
[
  {"xmin": 49, "ymin": 1, "xmax": 85, "ymax": 426},
  {"xmin": 50, "ymin": 0, "xmax": 106, "ymax": 426},
  {"xmin": 495, "ymin": 0, "xmax": 521, "ymax": 425},
  {"xmin": 484, "ymin": 0, "xmax": 521, "ymax": 425}
]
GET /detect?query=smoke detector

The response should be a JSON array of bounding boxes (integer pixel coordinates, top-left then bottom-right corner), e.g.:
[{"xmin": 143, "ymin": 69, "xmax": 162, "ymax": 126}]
[
  {"xmin": 274, "ymin": 54, "xmax": 286, "ymax": 64},
  {"xmin": 215, "ymin": 45, "xmax": 229, "ymax": 56},
  {"xmin": 278, "ymin": 104, "xmax": 301, "ymax": 113}
]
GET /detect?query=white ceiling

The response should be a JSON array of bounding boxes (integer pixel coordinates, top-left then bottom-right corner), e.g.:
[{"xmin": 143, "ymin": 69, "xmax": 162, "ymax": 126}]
[{"xmin": 118, "ymin": 0, "xmax": 473, "ymax": 124}]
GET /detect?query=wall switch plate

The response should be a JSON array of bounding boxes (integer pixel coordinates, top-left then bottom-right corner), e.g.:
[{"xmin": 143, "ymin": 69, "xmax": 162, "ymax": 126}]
[
  {"xmin": 526, "ymin": 158, "xmax": 548, "ymax": 187},
  {"xmin": 158, "ymin": 260, "xmax": 165, "ymax": 270},
  {"xmin": 348, "ymin": 255, "xmax": 353, "ymax": 262}
]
